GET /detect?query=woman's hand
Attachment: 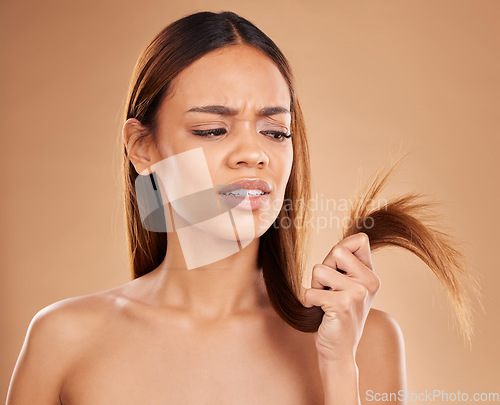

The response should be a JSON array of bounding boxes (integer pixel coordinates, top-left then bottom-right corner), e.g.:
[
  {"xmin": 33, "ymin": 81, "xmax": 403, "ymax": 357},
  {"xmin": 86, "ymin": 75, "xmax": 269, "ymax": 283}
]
[{"xmin": 304, "ymin": 232, "xmax": 381, "ymax": 363}]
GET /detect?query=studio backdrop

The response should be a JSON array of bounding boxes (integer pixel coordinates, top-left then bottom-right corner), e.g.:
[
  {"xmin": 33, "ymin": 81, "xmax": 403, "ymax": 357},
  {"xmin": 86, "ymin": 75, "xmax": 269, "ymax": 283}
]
[{"xmin": 1, "ymin": 0, "xmax": 499, "ymax": 402}]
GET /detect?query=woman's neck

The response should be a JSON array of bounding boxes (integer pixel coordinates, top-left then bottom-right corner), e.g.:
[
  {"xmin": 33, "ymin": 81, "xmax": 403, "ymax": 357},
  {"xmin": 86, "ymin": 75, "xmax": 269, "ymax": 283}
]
[{"xmin": 145, "ymin": 232, "xmax": 270, "ymax": 321}]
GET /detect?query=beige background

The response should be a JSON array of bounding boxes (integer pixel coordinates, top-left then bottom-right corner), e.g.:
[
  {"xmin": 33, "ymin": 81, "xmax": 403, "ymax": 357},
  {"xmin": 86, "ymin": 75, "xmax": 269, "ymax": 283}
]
[{"xmin": 1, "ymin": 0, "xmax": 499, "ymax": 402}]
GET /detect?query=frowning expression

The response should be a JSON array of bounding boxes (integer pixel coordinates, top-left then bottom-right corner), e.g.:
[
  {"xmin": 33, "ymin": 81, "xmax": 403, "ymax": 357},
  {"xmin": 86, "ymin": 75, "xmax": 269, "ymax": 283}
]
[{"xmin": 149, "ymin": 44, "xmax": 294, "ymax": 240}]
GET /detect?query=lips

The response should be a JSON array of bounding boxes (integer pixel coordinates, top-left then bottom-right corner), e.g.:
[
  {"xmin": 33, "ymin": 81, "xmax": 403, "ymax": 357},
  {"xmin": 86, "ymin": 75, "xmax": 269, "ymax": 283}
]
[
  {"xmin": 217, "ymin": 178, "xmax": 272, "ymax": 195},
  {"xmin": 216, "ymin": 178, "xmax": 272, "ymax": 211}
]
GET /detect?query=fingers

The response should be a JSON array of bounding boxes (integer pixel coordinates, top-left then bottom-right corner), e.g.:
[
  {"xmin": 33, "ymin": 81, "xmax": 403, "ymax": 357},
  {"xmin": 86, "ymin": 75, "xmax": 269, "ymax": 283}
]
[
  {"xmin": 310, "ymin": 233, "xmax": 380, "ymax": 304},
  {"xmin": 304, "ymin": 286, "xmax": 369, "ymax": 310},
  {"xmin": 320, "ymin": 244, "xmax": 380, "ymax": 292},
  {"xmin": 321, "ymin": 244, "xmax": 370, "ymax": 279},
  {"xmin": 311, "ymin": 264, "xmax": 358, "ymax": 291},
  {"xmin": 304, "ymin": 288, "xmax": 333, "ymax": 308},
  {"xmin": 325, "ymin": 232, "xmax": 373, "ymax": 271}
]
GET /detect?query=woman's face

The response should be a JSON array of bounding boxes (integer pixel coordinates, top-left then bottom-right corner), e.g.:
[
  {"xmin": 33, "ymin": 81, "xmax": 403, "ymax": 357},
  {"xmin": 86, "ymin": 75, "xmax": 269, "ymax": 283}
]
[{"xmin": 147, "ymin": 44, "xmax": 293, "ymax": 244}]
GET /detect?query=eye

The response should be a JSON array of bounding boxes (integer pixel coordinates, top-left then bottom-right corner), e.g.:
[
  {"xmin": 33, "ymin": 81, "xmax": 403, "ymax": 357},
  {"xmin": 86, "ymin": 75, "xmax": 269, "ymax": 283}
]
[
  {"xmin": 191, "ymin": 128, "xmax": 292, "ymax": 140},
  {"xmin": 261, "ymin": 130, "xmax": 293, "ymax": 141},
  {"xmin": 191, "ymin": 128, "xmax": 227, "ymax": 137}
]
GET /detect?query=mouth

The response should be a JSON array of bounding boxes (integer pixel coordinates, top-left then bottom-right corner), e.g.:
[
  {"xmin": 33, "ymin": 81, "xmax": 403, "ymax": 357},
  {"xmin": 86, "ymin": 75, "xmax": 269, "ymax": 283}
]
[{"xmin": 216, "ymin": 178, "xmax": 271, "ymax": 211}]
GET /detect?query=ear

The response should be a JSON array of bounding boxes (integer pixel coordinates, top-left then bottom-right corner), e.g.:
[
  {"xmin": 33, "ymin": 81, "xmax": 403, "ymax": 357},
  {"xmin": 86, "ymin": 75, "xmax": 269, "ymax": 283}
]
[{"xmin": 122, "ymin": 118, "xmax": 157, "ymax": 175}]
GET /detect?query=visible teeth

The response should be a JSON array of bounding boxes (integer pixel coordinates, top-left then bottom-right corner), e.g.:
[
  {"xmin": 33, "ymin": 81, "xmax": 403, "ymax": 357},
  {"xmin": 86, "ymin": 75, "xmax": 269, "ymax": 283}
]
[
  {"xmin": 247, "ymin": 189, "xmax": 265, "ymax": 196},
  {"xmin": 222, "ymin": 189, "xmax": 265, "ymax": 197},
  {"xmin": 223, "ymin": 189, "xmax": 247, "ymax": 197}
]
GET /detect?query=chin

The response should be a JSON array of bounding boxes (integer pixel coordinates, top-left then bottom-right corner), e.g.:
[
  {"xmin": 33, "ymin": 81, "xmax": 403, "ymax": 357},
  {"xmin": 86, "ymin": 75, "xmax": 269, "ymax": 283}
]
[{"xmin": 171, "ymin": 198, "xmax": 278, "ymax": 245}]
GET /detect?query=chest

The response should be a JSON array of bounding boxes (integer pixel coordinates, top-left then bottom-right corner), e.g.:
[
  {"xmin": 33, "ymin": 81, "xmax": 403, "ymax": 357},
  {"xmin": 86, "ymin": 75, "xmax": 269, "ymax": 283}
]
[{"xmin": 59, "ymin": 314, "xmax": 325, "ymax": 405}]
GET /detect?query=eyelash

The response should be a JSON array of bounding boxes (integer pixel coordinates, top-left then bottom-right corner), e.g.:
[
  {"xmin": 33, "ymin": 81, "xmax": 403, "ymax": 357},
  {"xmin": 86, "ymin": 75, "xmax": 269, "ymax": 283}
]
[{"xmin": 191, "ymin": 128, "xmax": 292, "ymax": 141}]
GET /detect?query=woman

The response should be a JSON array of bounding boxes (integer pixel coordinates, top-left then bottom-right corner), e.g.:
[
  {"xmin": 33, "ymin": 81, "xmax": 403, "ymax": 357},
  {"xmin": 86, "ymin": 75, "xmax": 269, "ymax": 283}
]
[{"xmin": 7, "ymin": 11, "xmax": 477, "ymax": 404}]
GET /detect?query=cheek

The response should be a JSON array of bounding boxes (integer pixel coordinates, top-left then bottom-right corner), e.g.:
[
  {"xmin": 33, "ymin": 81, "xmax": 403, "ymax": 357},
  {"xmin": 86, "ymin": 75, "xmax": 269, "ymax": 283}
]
[
  {"xmin": 154, "ymin": 120, "xmax": 200, "ymax": 160},
  {"xmin": 154, "ymin": 135, "xmax": 176, "ymax": 161},
  {"xmin": 278, "ymin": 146, "xmax": 294, "ymax": 186},
  {"xmin": 199, "ymin": 148, "xmax": 222, "ymax": 180}
]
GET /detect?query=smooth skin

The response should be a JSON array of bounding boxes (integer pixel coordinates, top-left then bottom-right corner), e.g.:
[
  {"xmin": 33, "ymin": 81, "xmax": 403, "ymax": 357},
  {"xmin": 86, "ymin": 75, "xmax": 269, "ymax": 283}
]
[{"xmin": 6, "ymin": 45, "xmax": 406, "ymax": 404}]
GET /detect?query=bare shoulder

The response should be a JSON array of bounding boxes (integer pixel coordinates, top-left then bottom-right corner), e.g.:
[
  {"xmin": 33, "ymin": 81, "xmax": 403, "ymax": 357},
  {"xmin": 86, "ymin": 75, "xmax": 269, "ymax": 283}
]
[
  {"xmin": 30, "ymin": 291, "xmax": 119, "ymax": 338},
  {"xmin": 26, "ymin": 273, "xmax": 156, "ymax": 346},
  {"xmin": 30, "ymin": 274, "xmax": 147, "ymax": 327},
  {"xmin": 19, "ymin": 291, "xmax": 123, "ymax": 369},
  {"xmin": 356, "ymin": 308, "xmax": 407, "ymax": 399},
  {"xmin": 359, "ymin": 308, "xmax": 405, "ymax": 347},
  {"xmin": 6, "ymin": 291, "xmax": 123, "ymax": 404}
]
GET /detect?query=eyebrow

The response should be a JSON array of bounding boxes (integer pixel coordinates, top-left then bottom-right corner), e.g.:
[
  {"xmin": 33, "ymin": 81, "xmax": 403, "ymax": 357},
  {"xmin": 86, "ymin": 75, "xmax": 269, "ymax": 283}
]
[{"xmin": 186, "ymin": 105, "xmax": 291, "ymax": 116}]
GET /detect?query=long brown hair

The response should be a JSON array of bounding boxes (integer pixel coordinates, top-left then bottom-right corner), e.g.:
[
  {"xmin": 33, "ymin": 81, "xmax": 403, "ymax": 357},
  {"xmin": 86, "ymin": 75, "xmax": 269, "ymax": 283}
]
[
  {"xmin": 340, "ymin": 153, "xmax": 482, "ymax": 344},
  {"xmin": 121, "ymin": 11, "xmax": 480, "ymax": 344}
]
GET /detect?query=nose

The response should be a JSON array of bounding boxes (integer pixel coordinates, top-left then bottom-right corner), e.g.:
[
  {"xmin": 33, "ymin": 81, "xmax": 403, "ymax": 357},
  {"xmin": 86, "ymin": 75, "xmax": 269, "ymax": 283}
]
[{"xmin": 227, "ymin": 127, "xmax": 269, "ymax": 169}]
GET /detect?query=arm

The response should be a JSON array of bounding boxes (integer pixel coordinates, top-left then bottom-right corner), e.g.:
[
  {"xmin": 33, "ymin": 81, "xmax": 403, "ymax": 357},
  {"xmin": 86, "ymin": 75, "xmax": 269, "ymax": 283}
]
[
  {"xmin": 317, "ymin": 355, "xmax": 361, "ymax": 405},
  {"xmin": 317, "ymin": 309, "xmax": 406, "ymax": 405},
  {"xmin": 6, "ymin": 300, "xmax": 82, "ymax": 404},
  {"xmin": 304, "ymin": 233, "xmax": 405, "ymax": 405}
]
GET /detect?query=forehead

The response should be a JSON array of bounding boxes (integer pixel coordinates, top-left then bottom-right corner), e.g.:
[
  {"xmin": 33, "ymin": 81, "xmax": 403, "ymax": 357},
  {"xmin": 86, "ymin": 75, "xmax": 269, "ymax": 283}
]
[{"xmin": 164, "ymin": 45, "xmax": 291, "ymax": 109}]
